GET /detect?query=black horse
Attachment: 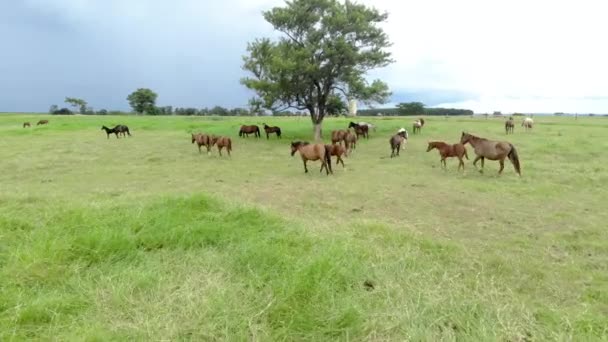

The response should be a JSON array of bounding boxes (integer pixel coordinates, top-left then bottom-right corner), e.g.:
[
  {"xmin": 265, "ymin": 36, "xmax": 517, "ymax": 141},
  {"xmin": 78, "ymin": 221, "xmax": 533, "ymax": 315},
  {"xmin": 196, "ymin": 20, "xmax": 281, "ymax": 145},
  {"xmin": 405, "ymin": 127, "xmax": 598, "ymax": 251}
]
[
  {"xmin": 101, "ymin": 125, "xmax": 131, "ymax": 139},
  {"xmin": 263, "ymin": 124, "xmax": 282, "ymax": 139}
]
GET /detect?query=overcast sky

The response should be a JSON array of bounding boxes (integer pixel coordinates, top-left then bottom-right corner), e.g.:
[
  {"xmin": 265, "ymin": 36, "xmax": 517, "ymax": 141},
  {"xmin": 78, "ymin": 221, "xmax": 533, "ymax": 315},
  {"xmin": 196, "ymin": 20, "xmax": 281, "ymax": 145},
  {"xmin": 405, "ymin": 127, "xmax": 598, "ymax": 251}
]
[{"xmin": 1, "ymin": 0, "xmax": 607, "ymax": 113}]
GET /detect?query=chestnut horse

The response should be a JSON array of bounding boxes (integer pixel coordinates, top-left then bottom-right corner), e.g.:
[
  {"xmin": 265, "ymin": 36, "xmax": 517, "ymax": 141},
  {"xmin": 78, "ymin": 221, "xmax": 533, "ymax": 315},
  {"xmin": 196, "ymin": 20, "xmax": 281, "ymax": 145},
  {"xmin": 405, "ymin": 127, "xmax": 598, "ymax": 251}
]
[
  {"xmin": 505, "ymin": 118, "xmax": 515, "ymax": 134},
  {"xmin": 426, "ymin": 141, "xmax": 469, "ymax": 171},
  {"xmin": 331, "ymin": 130, "xmax": 349, "ymax": 146},
  {"xmin": 460, "ymin": 132, "xmax": 521, "ymax": 176},
  {"xmin": 345, "ymin": 131, "xmax": 357, "ymax": 155},
  {"xmin": 325, "ymin": 144, "xmax": 347, "ymax": 168},
  {"xmin": 211, "ymin": 135, "xmax": 232, "ymax": 157},
  {"xmin": 191, "ymin": 133, "xmax": 213, "ymax": 154},
  {"xmin": 23, "ymin": 122, "xmax": 31, "ymax": 128},
  {"xmin": 348, "ymin": 122, "xmax": 369, "ymax": 139},
  {"xmin": 37, "ymin": 120, "xmax": 49, "ymax": 126},
  {"xmin": 263, "ymin": 124, "xmax": 282, "ymax": 139},
  {"xmin": 290, "ymin": 141, "xmax": 332, "ymax": 175},
  {"xmin": 389, "ymin": 131, "xmax": 407, "ymax": 158},
  {"xmin": 239, "ymin": 125, "xmax": 260, "ymax": 138}
]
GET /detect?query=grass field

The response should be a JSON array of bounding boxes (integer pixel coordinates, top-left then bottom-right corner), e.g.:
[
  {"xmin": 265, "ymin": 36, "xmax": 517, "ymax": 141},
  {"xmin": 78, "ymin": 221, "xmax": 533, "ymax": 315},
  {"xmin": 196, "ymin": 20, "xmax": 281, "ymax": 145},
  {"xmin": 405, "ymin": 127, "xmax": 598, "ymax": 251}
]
[{"xmin": 1, "ymin": 114, "xmax": 607, "ymax": 340}]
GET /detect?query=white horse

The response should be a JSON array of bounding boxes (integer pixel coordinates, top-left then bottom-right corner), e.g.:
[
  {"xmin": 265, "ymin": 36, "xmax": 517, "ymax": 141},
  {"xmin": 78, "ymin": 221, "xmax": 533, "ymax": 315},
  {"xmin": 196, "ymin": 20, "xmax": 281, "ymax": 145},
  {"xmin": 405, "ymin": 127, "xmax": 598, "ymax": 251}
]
[{"xmin": 522, "ymin": 117, "xmax": 534, "ymax": 131}]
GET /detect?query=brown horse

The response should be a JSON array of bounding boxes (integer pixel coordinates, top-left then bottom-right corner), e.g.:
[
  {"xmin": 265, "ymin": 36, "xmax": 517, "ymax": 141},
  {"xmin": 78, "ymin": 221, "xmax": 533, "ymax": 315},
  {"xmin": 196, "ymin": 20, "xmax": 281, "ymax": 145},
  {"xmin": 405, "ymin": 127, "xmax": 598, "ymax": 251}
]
[
  {"xmin": 210, "ymin": 135, "xmax": 232, "ymax": 157},
  {"xmin": 419, "ymin": 118, "xmax": 425, "ymax": 127},
  {"xmin": 460, "ymin": 132, "xmax": 521, "ymax": 176},
  {"xmin": 37, "ymin": 120, "xmax": 49, "ymax": 126},
  {"xmin": 348, "ymin": 122, "xmax": 369, "ymax": 139},
  {"xmin": 263, "ymin": 124, "xmax": 282, "ymax": 139},
  {"xmin": 345, "ymin": 131, "xmax": 357, "ymax": 155},
  {"xmin": 426, "ymin": 141, "xmax": 469, "ymax": 171},
  {"xmin": 389, "ymin": 131, "xmax": 407, "ymax": 158},
  {"xmin": 290, "ymin": 141, "xmax": 332, "ymax": 175},
  {"xmin": 191, "ymin": 133, "xmax": 213, "ymax": 154},
  {"xmin": 239, "ymin": 125, "xmax": 260, "ymax": 138},
  {"xmin": 331, "ymin": 130, "xmax": 349, "ymax": 146},
  {"xmin": 23, "ymin": 122, "xmax": 31, "ymax": 128},
  {"xmin": 325, "ymin": 144, "xmax": 347, "ymax": 168},
  {"xmin": 505, "ymin": 118, "xmax": 515, "ymax": 134}
]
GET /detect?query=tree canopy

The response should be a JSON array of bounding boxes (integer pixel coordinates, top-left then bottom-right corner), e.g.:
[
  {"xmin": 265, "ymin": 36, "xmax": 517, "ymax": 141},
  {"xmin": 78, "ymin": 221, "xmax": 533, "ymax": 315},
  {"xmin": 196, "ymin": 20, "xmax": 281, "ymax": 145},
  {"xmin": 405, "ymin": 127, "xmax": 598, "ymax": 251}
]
[
  {"xmin": 397, "ymin": 102, "xmax": 425, "ymax": 116},
  {"xmin": 65, "ymin": 97, "xmax": 87, "ymax": 114},
  {"xmin": 241, "ymin": 0, "xmax": 393, "ymax": 139},
  {"xmin": 127, "ymin": 88, "xmax": 158, "ymax": 114}
]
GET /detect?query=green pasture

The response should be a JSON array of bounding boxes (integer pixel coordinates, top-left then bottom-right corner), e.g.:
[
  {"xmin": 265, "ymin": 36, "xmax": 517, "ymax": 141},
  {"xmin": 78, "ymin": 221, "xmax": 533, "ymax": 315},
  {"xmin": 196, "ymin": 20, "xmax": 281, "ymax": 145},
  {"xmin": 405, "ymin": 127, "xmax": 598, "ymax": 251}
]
[{"xmin": 1, "ymin": 114, "xmax": 607, "ymax": 340}]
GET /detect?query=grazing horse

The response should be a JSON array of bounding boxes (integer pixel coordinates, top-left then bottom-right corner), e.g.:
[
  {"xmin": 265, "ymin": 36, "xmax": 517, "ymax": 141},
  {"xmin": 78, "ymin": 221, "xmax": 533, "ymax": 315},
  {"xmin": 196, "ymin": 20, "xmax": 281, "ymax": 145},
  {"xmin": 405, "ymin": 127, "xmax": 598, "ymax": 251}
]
[
  {"xmin": 101, "ymin": 125, "xmax": 131, "ymax": 139},
  {"xmin": 460, "ymin": 132, "xmax": 521, "ymax": 176},
  {"xmin": 263, "ymin": 124, "xmax": 282, "ymax": 139},
  {"xmin": 345, "ymin": 131, "xmax": 357, "ymax": 155},
  {"xmin": 426, "ymin": 141, "xmax": 469, "ymax": 171},
  {"xmin": 239, "ymin": 125, "xmax": 261, "ymax": 138},
  {"xmin": 348, "ymin": 122, "xmax": 369, "ymax": 139},
  {"xmin": 210, "ymin": 135, "xmax": 232, "ymax": 157},
  {"xmin": 290, "ymin": 141, "xmax": 332, "ymax": 175},
  {"xmin": 522, "ymin": 117, "xmax": 534, "ymax": 131},
  {"xmin": 37, "ymin": 120, "xmax": 49, "ymax": 126},
  {"xmin": 191, "ymin": 133, "xmax": 213, "ymax": 154},
  {"xmin": 23, "ymin": 122, "xmax": 31, "ymax": 128},
  {"xmin": 505, "ymin": 118, "xmax": 515, "ymax": 134},
  {"xmin": 331, "ymin": 130, "xmax": 349, "ymax": 146},
  {"xmin": 389, "ymin": 131, "xmax": 407, "ymax": 158},
  {"xmin": 412, "ymin": 120, "xmax": 423, "ymax": 134},
  {"xmin": 325, "ymin": 144, "xmax": 347, "ymax": 168}
]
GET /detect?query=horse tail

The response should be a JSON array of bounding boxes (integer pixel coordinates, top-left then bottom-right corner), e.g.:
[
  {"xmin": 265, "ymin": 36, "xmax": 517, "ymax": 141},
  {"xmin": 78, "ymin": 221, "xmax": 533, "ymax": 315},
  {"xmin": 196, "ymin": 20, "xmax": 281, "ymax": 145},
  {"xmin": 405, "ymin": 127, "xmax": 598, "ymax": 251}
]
[
  {"xmin": 227, "ymin": 138, "xmax": 232, "ymax": 152},
  {"xmin": 277, "ymin": 128, "xmax": 281, "ymax": 137},
  {"xmin": 508, "ymin": 144, "xmax": 521, "ymax": 176},
  {"xmin": 464, "ymin": 146, "xmax": 469, "ymax": 160},
  {"xmin": 324, "ymin": 144, "xmax": 333, "ymax": 174}
]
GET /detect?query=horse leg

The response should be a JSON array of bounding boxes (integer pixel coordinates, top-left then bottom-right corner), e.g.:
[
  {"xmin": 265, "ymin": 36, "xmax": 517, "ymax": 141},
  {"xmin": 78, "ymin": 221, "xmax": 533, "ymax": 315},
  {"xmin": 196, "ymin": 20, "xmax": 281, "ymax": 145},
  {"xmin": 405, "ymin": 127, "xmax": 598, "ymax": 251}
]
[
  {"xmin": 218, "ymin": 147, "xmax": 223, "ymax": 157},
  {"xmin": 473, "ymin": 156, "xmax": 482, "ymax": 171},
  {"xmin": 480, "ymin": 157, "xmax": 485, "ymax": 173},
  {"xmin": 498, "ymin": 159, "xmax": 505, "ymax": 174},
  {"xmin": 339, "ymin": 156, "xmax": 345, "ymax": 168},
  {"xmin": 303, "ymin": 160, "xmax": 308, "ymax": 173}
]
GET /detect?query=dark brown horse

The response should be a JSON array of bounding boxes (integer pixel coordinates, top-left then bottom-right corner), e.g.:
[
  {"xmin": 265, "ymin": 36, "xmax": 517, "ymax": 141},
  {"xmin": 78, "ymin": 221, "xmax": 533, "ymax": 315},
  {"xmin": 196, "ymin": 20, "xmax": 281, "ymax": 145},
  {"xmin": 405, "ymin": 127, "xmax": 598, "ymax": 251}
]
[
  {"xmin": 419, "ymin": 118, "xmax": 425, "ymax": 127},
  {"xmin": 460, "ymin": 132, "xmax": 521, "ymax": 176},
  {"xmin": 239, "ymin": 125, "xmax": 260, "ymax": 138},
  {"xmin": 348, "ymin": 122, "xmax": 369, "ymax": 139},
  {"xmin": 426, "ymin": 141, "xmax": 469, "ymax": 171},
  {"xmin": 263, "ymin": 124, "xmax": 282, "ymax": 139},
  {"xmin": 101, "ymin": 125, "xmax": 131, "ymax": 139},
  {"xmin": 191, "ymin": 133, "xmax": 213, "ymax": 154},
  {"xmin": 331, "ymin": 130, "xmax": 349, "ymax": 146},
  {"xmin": 325, "ymin": 144, "xmax": 347, "ymax": 168},
  {"xmin": 290, "ymin": 141, "xmax": 332, "ymax": 175},
  {"xmin": 23, "ymin": 122, "xmax": 31, "ymax": 128},
  {"xmin": 389, "ymin": 131, "xmax": 407, "ymax": 158},
  {"xmin": 37, "ymin": 120, "xmax": 49, "ymax": 126},
  {"xmin": 211, "ymin": 136, "xmax": 232, "ymax": 157},
  {"xmin": 505, "ymin": 118, "xmax": 515, "ymax": 134}
]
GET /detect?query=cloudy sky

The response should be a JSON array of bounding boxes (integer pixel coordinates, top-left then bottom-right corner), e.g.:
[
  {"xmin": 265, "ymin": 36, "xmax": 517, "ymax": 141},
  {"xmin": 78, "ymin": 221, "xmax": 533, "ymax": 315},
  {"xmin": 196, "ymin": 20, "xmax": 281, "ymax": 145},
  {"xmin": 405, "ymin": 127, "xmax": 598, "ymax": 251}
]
[{"xmin": 1, "ymin": 0, "xmax": 607, "ymax": 113}]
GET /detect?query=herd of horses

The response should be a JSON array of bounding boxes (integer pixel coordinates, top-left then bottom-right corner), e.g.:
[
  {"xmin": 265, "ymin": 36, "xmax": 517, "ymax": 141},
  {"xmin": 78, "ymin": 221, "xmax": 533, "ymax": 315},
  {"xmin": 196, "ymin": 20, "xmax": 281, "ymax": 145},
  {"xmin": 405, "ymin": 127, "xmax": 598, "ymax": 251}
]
[{"xmin": 22, "ymin": 116, "xmax": 529, "ymax": 176}]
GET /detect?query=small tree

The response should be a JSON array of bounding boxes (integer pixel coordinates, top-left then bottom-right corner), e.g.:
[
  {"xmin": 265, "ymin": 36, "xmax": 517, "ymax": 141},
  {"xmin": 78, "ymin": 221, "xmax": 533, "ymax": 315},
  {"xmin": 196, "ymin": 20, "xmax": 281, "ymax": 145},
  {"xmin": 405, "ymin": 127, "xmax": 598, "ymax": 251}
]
[
  {"xmin": 49, "ymin": 105, "xmax": 58, "ymax": 114},
  {"xmin": 65, "ymin": 97, "xmax": 87, "ymax": 114},
  {"xmin": 241, "ymin": 0, "xmax": 393, "ymax": 140},
  {"xmin": 127, "ymin": 88, "xmax": 158, "ymax": 114},
  {"xmin": 396, "ymin": 102, "xmax": 425, "ymax": 116}
]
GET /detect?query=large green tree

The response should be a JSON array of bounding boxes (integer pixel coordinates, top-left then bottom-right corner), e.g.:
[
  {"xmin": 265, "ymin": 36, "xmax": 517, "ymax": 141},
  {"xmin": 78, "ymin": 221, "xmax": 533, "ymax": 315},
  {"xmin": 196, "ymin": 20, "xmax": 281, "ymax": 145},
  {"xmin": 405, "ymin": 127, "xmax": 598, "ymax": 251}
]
[
  {"xmin": 241, "ymin": 0, "xmax": 393, "ymax": 140},
  {"xmin": 397, "ymin": 102, "xmax": 425, "ymax": 116},
  {"xmin": 127, "ymin": 88, "xmax": 158, "ymax": 114},
  {"xmin": 65, "ymin": 97, "xmax": 87, "ymax": 114}
]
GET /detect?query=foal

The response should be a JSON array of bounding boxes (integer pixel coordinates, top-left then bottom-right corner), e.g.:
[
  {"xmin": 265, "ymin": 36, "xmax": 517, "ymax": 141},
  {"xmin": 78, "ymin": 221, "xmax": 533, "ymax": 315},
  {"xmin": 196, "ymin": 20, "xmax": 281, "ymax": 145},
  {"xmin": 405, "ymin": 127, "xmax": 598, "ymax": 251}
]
[
  {"xmin": 345, "ymin": 131, "xmax": 357, "ymax": 155},
  {"xmin": 331, "ymin": 130, "xmax": 349, "ymax": 146},
  {"xmin": 210, "ymin": 135, "xmax": 232, "ymax": 157},
  {"xmin": 426, "ymin": 141, "xmax": 469, "ymax": 171}
]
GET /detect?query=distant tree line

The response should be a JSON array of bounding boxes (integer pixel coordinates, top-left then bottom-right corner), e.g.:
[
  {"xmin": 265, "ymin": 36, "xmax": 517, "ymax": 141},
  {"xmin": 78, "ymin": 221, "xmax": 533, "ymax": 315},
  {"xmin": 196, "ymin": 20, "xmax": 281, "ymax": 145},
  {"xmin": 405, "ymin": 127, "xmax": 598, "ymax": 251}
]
[{"xmin": 357, "ymin": 102, "xmax": 473, "ymax": 116}]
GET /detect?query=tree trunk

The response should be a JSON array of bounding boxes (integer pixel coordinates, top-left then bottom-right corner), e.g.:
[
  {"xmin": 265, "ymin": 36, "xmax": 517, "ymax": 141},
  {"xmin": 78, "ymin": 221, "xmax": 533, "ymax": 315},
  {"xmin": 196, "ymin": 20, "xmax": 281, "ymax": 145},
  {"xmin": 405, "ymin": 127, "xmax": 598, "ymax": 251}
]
[{"xmin": 313, "ymin": 123, "xmax": 322, "ymax": 141}]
